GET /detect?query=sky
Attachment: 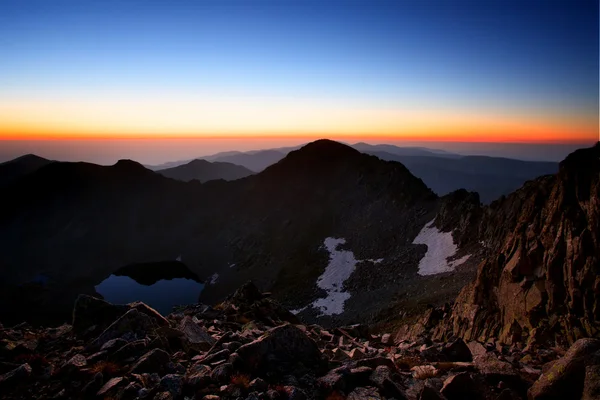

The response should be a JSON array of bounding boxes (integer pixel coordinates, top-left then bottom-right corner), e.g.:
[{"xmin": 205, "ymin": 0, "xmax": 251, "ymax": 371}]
[{"xmin": 0, "ymin": 0, "xmax": 598, "ymax": 163}]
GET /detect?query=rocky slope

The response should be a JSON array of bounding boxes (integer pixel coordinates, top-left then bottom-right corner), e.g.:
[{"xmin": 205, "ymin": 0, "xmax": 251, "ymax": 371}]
[
  {"xmin": 4, "ymin": 282, "xmax": 599, "ymax": 400},
  {"xmin": 396, "ymin": 142, "xmax": 600, "ymax": 351}
]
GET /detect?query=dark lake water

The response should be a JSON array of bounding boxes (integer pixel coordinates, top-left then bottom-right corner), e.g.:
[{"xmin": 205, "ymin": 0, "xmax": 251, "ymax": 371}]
[{"xmin": 95, "ymin": 261, "xmax": 204, "ymax": 315}]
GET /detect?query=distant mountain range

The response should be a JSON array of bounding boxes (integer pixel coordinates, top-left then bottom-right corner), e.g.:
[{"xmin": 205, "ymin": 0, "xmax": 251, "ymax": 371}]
[
  {"xmin": 156, "ymin": 159, "xmax": 254, "ymax": 182},
  {"xmin": 365, "ymin": 151, "xmax": 557, "ymax": 203},
  {"xmin": 147, "ymin": 143, "xmax": 557, "ymax": 203}
]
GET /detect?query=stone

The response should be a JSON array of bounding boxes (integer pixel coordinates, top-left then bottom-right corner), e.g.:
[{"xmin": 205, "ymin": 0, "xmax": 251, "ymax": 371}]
[
  {"xmin": 159, "ymin": 374, "xmax": 183, "ymax": 397},
  {"xmin": 411, "ymin": 365, "xmax": 438, "ymax": 380},
  {"xmin": 128, "ymin": 302, "xmax": 170, "ymax": 327},
  {"xmin": 583, "ymin": 364, "xmax": 600, "ymax": 400},
  {"xmin": 72, "ymin": 294, "xmax": 128, "ymax": 334},
  {"xmin": 184, "ymin": 363, "xmax": 212, "ymax": 387},
  {"xmin": 282, "ymin": 386, "xmax": 307, "ymax": 400},
  {"xmin": 369, "ymin": 365, "xmax": 408, "ymax": 400},
  {"xmin": 418, "ymin": 384, "xmax": 446, "ymax": 400},
  {"xmin": 100, "ymin": 338, "xmax": 128, "ymax": 352},
  {"xmin": 440, "ymin": 372, "xmax": 482, "ymax": 400},
  {"xmin": 91, "ymin": 309, "xmax": 155, "ymax": 349},
  {"xmin": 60, "ymin": 354, "xmax": 87, "ymax": 377},
  {"xmin": 153, "ymin": 392, "xmax": 173, "ymax": 400},
  {"xmin": 222, "ymin": 341, "xmax": 242, "ymax": 352},
  {"xmin": 130, "ymin": 349, "xmax": 170, "ymax": 374},
  {"xmin": 179, "ymin": 316, "xmax": 216, "ymax": 351},
  {"xmin": 347, "ymin": 386, "xmax": 383, "ymax": 400},
  {"xmin": 475, "ymin": 353, "xmax": 520, "ymax": 385},
  {"xmin": 81, "ymin": 372, "xmax": 104, "ymax": 397},
  {"xmin": 210, "ymin": 363, "xmax": 233, "ymax": 384},
  {"xmin": 236, "ymin": 324, "xmax": 323, "ymax": 375},
  {"xmin": 528, "ymin": 339, "xmax": 600, "ymax": 400},
  {"xmin": 348, "ymin": 348, "xmax": 366, "ymax": 360},
  {"xmin": 381, "ymin": 334, "xmax": 392, "ymax": 345},
  {"xmin": 0, "ymin": 363, "xmax": 31, "ymax": 390},
  {"xmin": 97, "ymin": 377, "xmax": 127, "ymax": 397},
  {"xmin": 442, "ymin": 338, "xmax": 473, "ymax": 362},
  {"xmin": 318, "ymin": 368, "xmax": 349, "ymax": 392},
  {"xmin": 111, "ymin": 339, "xmax": 147, "ymax": 361},
  {"xmin": 246, "ymin": 377, "xmax": 266, "ymax": 392}
]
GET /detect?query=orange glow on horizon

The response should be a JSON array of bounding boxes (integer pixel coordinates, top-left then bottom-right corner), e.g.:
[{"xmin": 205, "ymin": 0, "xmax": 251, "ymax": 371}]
[{"xmin": 0, "ymin": 94, "xmax": 597, "ymax": 144}]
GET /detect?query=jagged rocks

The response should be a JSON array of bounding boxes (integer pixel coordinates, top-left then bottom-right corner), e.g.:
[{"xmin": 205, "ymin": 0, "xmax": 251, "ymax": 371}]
[{"xmin": 425, "ymin": 143, "xmax": 600, "ymax": 348}]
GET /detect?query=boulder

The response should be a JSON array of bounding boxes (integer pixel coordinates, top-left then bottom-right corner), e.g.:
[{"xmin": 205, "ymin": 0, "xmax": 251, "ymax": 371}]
[
  {"xmin": 440, "ymin": 372, "xmax": 482, "ymax": 400},
  {"xmin": 160, "ymin": 374, "xmax": 183, "ymax": 397},
  {"xmin": 529, "ymin": 338, "xmax": 600, "ymax": 400},
  {"xmin": 0, "ymin": 363, "xmax": 31, "ymax": 390},
  {"xmin": 418, "ymin": 384, "xmax": 446, "ymax": 400},
  {"xmin": 130, "ymin": 348, "xmax": 170, "ymax": 374},
  {"xmin": 184, "ymin": 363, "xmax": 212, "ymax": 388},
  {"xmin": 179, "ymin": 316, "xmax": 216, "ymax": 351},
  {"xmin": 582, "ymin": 364, "xmax": 600, "ymax": 400},
  {"xmin": 210, "ymin": 363, "xmax": 233, "ymax": 384},
  {"xmin": 236, "ymin": 324, "xmax": 323, "ymax": 375},
  {"xmin": 72, "ymin": 294, "xmax": 129, "ymax": 335},
  {"xmin": 128, "ymin": 302, "xmax": 170, "ymax": 327},
  {"xmin": 442, "ymin": 338, "xmax": 473, "ymax": 362},
  {"xmin": 90, "ymin": 309, "xmax": 155, "ymax": 349},
  {"xmin": 59, "ymin": 354, "xmax": 87, "ymax": 377}
]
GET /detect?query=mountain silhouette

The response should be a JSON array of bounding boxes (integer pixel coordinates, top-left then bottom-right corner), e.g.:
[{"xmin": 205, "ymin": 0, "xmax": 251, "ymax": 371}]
[
  {"xmin": 157, "ymin": 159, "xmax": 254, "ymax": 182},
  {"xmin": 0, "ymin": 154, "xmax": 53, "ymax": 188}
]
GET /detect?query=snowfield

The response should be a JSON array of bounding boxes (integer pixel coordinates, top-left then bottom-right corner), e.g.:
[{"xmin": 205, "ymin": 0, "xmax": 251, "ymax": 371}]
[{"xmin": 413, "ymin": 219, "xmax": 470, "ymax": 275}]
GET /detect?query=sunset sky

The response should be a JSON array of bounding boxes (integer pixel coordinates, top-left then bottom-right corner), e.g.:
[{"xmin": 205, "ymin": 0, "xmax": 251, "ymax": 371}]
[{"xmin": 0, "ymin": 0, "xmax": 598, "ymax": 163}]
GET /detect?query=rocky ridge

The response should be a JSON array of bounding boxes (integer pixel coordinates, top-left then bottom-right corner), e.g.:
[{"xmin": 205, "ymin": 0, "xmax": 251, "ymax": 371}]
[
  {"xmin": 4, "ymin": 282, "xmax": 600, "ymax": 400},
  {"xmin": 397, "ymin": 143, "xmax": 600, "ymax": 352}
]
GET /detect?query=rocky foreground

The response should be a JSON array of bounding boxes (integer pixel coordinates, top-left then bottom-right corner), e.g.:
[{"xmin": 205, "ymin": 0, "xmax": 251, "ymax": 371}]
[{"xmin": 1, "ymin": 282, "xmax": 599, "ymax": 400}]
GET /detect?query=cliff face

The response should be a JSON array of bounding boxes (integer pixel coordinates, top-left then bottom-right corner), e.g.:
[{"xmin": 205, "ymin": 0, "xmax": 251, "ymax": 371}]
[{"xmin": 420, "ymin": 143, "xmax": 600, "ymax": 348}]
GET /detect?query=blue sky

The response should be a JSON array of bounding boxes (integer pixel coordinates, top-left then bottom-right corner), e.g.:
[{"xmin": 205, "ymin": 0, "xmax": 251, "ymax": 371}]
[
  {"xmin": 2, "ymin": 0, "xmax": 597, "ymax": 114},
  {"xmin": 0, "ymin": 0, "xmax": 597, "ymax": 162}
]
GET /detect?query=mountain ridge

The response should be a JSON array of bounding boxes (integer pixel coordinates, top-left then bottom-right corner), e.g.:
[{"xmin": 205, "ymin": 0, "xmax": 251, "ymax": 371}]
[
  {"xmin": 395, "ymin": 141, "xmax": 600, "ymax": 350},
  {"xmin": 157, "ymin": 159, "xmax": 254, "ymax": 183}
]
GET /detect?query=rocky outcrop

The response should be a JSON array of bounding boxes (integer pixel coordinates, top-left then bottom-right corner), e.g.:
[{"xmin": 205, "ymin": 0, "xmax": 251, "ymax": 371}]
[{"xmin": 400, "ymin": 142, "xmax": 600, "ymax": 349}]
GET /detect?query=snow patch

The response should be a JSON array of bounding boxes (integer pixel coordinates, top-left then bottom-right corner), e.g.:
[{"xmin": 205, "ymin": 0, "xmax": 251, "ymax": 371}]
[
  {"xmin": 229, "ymin": 263, "xmax": 236, "ymax": 269},
  {"xmin": 176, "ymin": 255, "xmax": 182, "ymax": 262},
  {"xmin": 290, "ymin": 306, "xmax": 308, "ymax": 315},
  {"xmin": 311, "ymin": 238, "xmax": 359, "ymax": 316},
  {"xmin": 366, "ymin": 258, "xmax": 384, "ymax": 264},
  {"xmin": 413, "ymin": 219, "xmax": 470, "ymax": 275},
  {"xmin": 207, "ymin": 273, "xmax": 219, "ymax": 285}
]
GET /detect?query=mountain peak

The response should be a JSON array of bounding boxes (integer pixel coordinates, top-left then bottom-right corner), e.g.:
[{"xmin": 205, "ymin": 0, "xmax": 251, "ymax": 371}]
[
  {"xmin": 281, "ymin": 139, "xmax": 361, "ymax": 165},
  {"xmin": 113, "ymin": 159, "xmax": 148, "ymax": 172},
  {"xmin": 297, "ymin": 139, "xmax": 361, "ymax": 157}
]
